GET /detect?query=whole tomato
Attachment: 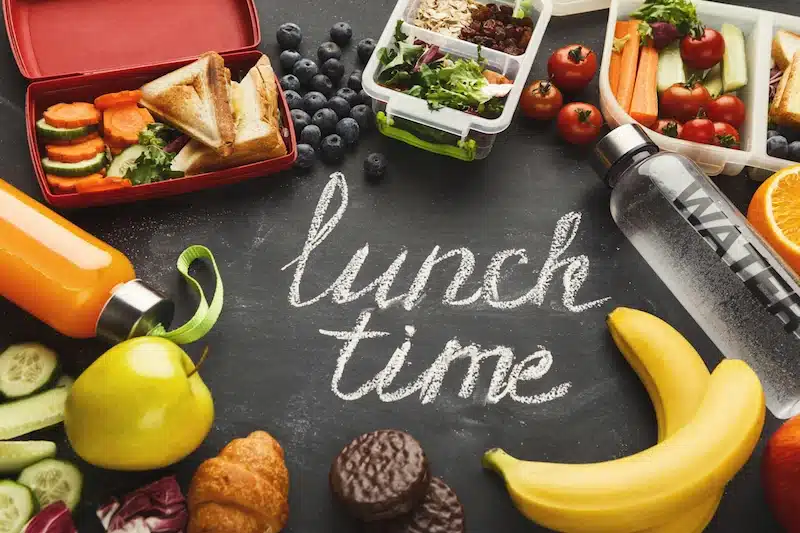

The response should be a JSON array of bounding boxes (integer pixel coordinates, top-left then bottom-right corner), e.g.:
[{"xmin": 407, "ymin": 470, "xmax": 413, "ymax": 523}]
[
  {"xmin": 652, "ymin": 119, "xmax": 683, "ymax": 138},
  {"xmin": 520, "ymin": 80, "xmax": 564, "ymax": 120},
  {"xmin": 557, "ymin": 102, "xmax": 603, "ymax": 145},
  {"xmin": 680, "ymin": 28, "xmax": 725, "ymax": 70},
  {"xmin": 660, "ymin": 82, "xmax": 711, "ymax": 122},
  {"xmin": 547, "ymin": 44, "xmax": 597, "ymax": 92},
  {"xmin": 707, "ymin": 95, "xmax": 746, "ymax": 129},
  {"xmin": 713, "ymin": 122, "xmax": 741, "ymax": 149},
  {"xmin": 679, "ymin": 117, "xmax": 715, "ymax": 145}
]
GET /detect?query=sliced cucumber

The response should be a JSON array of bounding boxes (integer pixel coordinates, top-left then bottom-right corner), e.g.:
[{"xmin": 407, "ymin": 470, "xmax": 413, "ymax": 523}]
[
  {"xmin": 41, "ymin": 153, "xmax": 105, "ymax": 177},
  {"xmin": 107, "ymin": 145, "xmax": 146, "ymax": 178},
  {"xmin": 0, "ymin": 344, "xmax": 59, "ymax": 400},
  {"xmin": 0, "ymin": 480, "xmax": 35, "ymax": 533},
  {"xmin": 657, "ymin": 43, "xmax": 685, "ymax": 93},
  {"xmin": 701, "ymin": 64, "xmax": 724, "ymax": 99},
  {"xmin": 17, "ymin": 460, "xmax": 82, "ymax": 512},
  {"xmin": 35, "ymin": 119, "xmax": 94, "ymax": 142},
  {"xmin": 721, "ymin": 23, "xmax": 748, "ymax": 93},
  {"xmin": 0, "ymin": 442, "xmax": 56, "ymax": 475},
  {"xmin": 54, "ymin": 376, "xmax": 73, "ymax": 390},
  {"xmin": 0, "ymin": 388, "xmax": 68, "ymax": 441}
]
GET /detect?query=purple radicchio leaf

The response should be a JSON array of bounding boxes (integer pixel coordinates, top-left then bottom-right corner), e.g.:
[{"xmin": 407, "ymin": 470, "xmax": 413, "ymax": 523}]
[
  {"xmin": 97, "ymin": 476, "xmax": 188, "ymax": 533},
  {"xmin": 22, "ymin": 502, "xmax": 77, "ymax": 533},
  {"xmin": 414, "ymin": 45, "xmax": 441, "ymax": 72}
]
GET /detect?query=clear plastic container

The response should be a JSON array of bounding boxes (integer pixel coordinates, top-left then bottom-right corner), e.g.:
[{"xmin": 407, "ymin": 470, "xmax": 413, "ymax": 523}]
[{"xmin": 362, "ymin": 0, "xmax": 552, "ymax": 160}]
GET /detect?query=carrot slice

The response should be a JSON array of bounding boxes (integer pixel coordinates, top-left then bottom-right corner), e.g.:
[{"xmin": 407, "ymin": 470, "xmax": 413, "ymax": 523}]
[
  {"xmin": 94, "ymin": 90, "xmax": 143, "ymax": 111},
  {"xmin": 615, "ymin": 20, "xmax": 641, "ymax": 114},
  {"xmin": 629, "ymin": 45, "xmax": 659, "ymax": 128},
  {"xmin": 46, "ymin": 132, "xmax": 101, "ymax": 146},
  {"xmin": 46, "ymin": 173, "xmax": 105, "ymax": 192},
  {"xmin": 43, "ymin": 102, "xmax": 101, "ymax": 128},
  {"xmin": 75, "ymin": 176, "xmax": 131, "ymax": 193},
  {"xmin": 609, "ymin": 21, "xmax": 630, "ymax": 96},
  {"xmin": 46, "ymin": 137, "xmax": 106, "ymax": 163},
  {"xmin": 483, "ymin": 70, "xmax": 513, "ymax": 84},
  {"xmin": 103, "ymin": 105, "xmax": 154, "ymax": 145}
]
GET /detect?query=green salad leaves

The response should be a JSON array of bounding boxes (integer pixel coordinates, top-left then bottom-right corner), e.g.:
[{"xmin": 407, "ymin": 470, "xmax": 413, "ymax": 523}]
[
  {"xmin": 124, "ymin": 124, "xmax": 184, "ymax": 186},
  {"xmin": 631, "ymin": 0, "xmax": 703, "ymax": 38}
]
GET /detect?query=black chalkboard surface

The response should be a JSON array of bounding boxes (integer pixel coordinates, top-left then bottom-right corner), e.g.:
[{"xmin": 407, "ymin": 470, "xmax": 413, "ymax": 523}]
[{"xmin": 0, "ymin": 0, "xmax": 787, "ymax": 531}]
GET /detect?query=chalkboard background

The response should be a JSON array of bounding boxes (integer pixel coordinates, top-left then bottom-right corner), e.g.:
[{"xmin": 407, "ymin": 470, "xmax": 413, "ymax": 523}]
[{"xmin": 0, "ymin": 0, "xmax": 788, "ymax": 531}]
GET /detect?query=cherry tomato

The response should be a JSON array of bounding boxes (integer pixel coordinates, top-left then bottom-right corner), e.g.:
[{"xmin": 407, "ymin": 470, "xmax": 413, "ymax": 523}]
[
  {"xmin": 660, "ymin": 82, "xmax": 710, "ymax": 122},
  {"xmin": 707, "ymin": 95, "xmax": 746, "ymax": 129},
  {"xmin": 557, "ymin": 102, "xmax": 603, "ymax": 145},
  {"xmin": 520, "ymin": 80, "xmax": 564, "ymax": 120},
  {"xmin": 547, "ymin": 44, "xmax": 597, "ymax": 93},
  {"xmin": 713, "ymin": 122, "xmax": 741, "ymax": 149},
  {"xmin": 679, "ymin": 117, "xmax": 715, "ymax": 145},
  {"xmin": 652, "ymin": 119, "xmax": 683, "ymax": 138},
  {"xmin": 680, "ymin": 28, "xmax": 725, "ymax": 70}
]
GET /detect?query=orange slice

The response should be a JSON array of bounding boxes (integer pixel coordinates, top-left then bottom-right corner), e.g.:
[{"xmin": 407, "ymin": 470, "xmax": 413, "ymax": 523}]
[{"xmin": 747, "ymin": 165, "xmax": 800, "ymax": 274}]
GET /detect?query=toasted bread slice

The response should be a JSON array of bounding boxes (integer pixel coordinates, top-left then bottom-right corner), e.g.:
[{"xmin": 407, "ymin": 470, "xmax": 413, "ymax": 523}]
[
  {"xmin": 140, "ymin": 52, "xmax": 236, "ymax": 156},
  {"xmin": 774, "ymin": 30, "xmax": 800, "ymax": 71},
  {"xmin": 771, "ymin": 66, "xmax": 791, "ymax": 124},
  {"xmin": 772, "ymin": 52, "xmax": 800, "ymax": 127},
  {"xmin": 171, "ymin": 54, "xmax": 287, "ymax": 175}
]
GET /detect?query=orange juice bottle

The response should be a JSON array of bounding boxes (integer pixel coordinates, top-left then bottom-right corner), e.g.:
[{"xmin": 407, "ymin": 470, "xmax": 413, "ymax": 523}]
[{"xmin": 0, "ymin": 179, "xmax": 174, "ymax": 343}]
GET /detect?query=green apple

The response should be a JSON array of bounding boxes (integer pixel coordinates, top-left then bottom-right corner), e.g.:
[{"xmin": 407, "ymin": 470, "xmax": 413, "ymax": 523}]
[{"xmin": 64, "ymin": 337, "xmax": 214, "ymax": 471}]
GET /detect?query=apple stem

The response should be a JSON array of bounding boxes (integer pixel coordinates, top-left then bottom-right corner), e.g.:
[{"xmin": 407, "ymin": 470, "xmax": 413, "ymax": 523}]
[{"xmin": 186, "ymin": 346, "xmax": 210, "ymax": 378}]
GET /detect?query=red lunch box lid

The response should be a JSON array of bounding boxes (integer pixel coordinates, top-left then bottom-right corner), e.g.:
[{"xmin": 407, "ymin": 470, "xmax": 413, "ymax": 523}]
[{"xmin": 2, "ymin": 0, "xmax": 261, "ymax": 80}]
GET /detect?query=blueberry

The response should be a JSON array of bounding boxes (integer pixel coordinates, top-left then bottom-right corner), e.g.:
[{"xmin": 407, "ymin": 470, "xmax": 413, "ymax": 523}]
[
  {"xmin": 326, "ymin": 96, "xmax": 351, "ymax": 120},
  {"xmin": 300, "ymin": 125, "xmax": 322, "ymax": 149},
  {"xmin": 358, "ymin": 89, "xmax": 372, "ymax": 106},
  {"xmin": 767, "ymin": 135, "xmax": 789, "ymax": 159},
  {"xmin": 291, "ymin": 109, "xmax": 312, "ymax": 132},
  {"xmin": 790, "ymin": 141, "xmax": 800, "ymax": 162},
  {"xmin": 350, "ymin": 104, "xmax": 374, "ymax": 130},
  {"xmin": 293, "ymin": 59, "xmax": 319, "ymax": 85},
  {"xmin": 336, "ymin": 88, "xmax": 360, "ymax": 107},
  {"xmin": 318, "ymin": 42, "xmax": 342, "ymax": 63},
  {"xmin": 285, "ymin": 90, "xmax": 303, "ymax": 110},
  {"xmin": 336, "ymin": 117, "xmax": 360, "ymax": 146},
  {"xmin": 280, "ymin": 74, "xmax": 301, "ymax": 93},
  {"xmin": 280, "ymin": 50, "xmax": 302, "ymax": 71},
  {"xmin": 312, "ymin": 108, "xmax": 339, "ymax": 135},
  {"xmin": 309, "ymin": 74, "xmax": 334, "ymax": 97},
  {"xmin": 321, "ymin": 134, "xmax": 346, "ymax": 162},
  {"xmin": 768, "ymin": 130, "xmax": 780, "ymax": 140},
  {"xmin": 347, "ymin": 70, "xmax": 363, "ymax": 92},
  {"xmin": 303, "ymin": 91, "xmax": 328, "ymax": 115},
  {"xmin": 277, "ymin": 23, "xmax": 302, "ymax": 50},
  {"xmin": 321, "ymin": 58, "xmax": 345, "ymax": 82},
  {"xmin": 364, "ymin": 152, "xmax": 388, "ymax": 179},
  {"xmin": 357, "ymin": 38, "xmax": 376, "ymax": 63},
  {"xmin": 296, "ymin": 144, "xmax": 316, "ymax": 169},
  {"xmin": 330, "ymin": 22, "xmax": 353, "ymax": 46}
]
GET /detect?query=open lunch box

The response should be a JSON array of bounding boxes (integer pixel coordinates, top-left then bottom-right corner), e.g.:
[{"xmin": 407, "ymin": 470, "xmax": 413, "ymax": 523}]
[{"xmin": 3, "ymin": 0, "xmax": 297, "ymax": 209}]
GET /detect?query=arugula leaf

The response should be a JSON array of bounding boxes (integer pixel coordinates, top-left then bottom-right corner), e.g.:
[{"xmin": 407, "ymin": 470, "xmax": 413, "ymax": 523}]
[
  {"xmin": 125, "ymin": 146, "xmax": 183, "ymax": 186},
  {"xmin": 138, "ymin": 123, "xmax": 180, "ymax": 148},
  {"xmin": 630, "ymin": 0, "xmax": 703, "ymax": 37},
  {"xmin": 393, "ymin": 19, "xmax": 408, "ymax": 43}
]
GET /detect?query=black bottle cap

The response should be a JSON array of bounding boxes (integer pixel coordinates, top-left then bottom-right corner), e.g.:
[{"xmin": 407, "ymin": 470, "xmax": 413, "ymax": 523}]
[{"xmin": 592, "ymin": 124, "xmax": 659, "ymax": 187}]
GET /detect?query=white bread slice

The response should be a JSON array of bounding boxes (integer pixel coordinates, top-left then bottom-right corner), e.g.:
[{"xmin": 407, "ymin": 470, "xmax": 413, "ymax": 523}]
[
  {"xmin": 773, "ymin": 52, "xmax": 800, "ymax": 127},
  {"xmin": 773, "ymin": 30, "xmax": 800, "ymax": 71},
  {"xmin": 140, "ymin": 52, "xmax": 236, "ymax": 157},
  {"xmin": 171, "ymin": 54, "xmax": 287, "ymax": 175}
]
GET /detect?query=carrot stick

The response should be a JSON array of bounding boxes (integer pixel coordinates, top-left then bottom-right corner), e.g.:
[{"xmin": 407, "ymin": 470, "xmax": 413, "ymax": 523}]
[
  {"xmin": 629, "ymin": 45, "xmax": 659, "ymax": 128},
  {"xmin": 615, "ymin": 19, "xmax": 641, "ymax": 114},
  {"xmin": 609, "ymin": 21, "xmax": 630, "ymax": 96},
  {"xmin": 94, "ymin": 90, "xmax": 143, "ymax": 111},
  {"xmin": 43, "ymin": 102, "xmax": 100, "ymax": 128},
  {"xmin": 45, "ymin": 137, "xmax": 105, "ymax": 163}
]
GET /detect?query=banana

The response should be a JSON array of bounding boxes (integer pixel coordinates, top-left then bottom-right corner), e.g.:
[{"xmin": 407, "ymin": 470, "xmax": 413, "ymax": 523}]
[{"xmin": 483, "ymin": 347, "xmax": 765, "ymax": 533}]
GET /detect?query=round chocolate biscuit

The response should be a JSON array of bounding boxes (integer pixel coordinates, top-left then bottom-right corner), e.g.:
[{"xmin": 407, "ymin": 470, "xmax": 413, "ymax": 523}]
[
  {"xmin": 330, "ymin": 430, "xmax": 430, "ymax": 521},
  {"xmin": 366, "ymin": 477, "xmax": 465, "ymax": 533}
]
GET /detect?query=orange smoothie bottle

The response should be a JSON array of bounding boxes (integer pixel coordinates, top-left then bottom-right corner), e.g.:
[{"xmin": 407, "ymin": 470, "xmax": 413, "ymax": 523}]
[{"xmin": 0, "ymin": 179, "xmax": 174, "ymax": 343}]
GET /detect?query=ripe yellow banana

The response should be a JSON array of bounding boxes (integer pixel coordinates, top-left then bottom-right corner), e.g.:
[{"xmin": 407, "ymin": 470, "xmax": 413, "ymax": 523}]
[{"xmin": 484, "ymin": 337, "xmax": 765, "ymax": 533}]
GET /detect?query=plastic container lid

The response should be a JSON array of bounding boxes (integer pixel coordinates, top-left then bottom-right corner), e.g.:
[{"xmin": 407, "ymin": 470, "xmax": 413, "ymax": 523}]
[
  {"xmin": 2, "ymin": 0, "xmax": 261, "ymax": 80},
  {"xmin": 551, "ymin": 0, "xmax": 610, "ymax": 16}
]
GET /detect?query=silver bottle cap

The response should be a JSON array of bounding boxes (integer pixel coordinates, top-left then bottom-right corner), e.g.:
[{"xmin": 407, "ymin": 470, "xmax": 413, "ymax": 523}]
[
  {"xmin": 96, "ymin": 280, "xmax": 175, "ymax": 344},
  {"xmin": 592, "ymin": 124, "xmax": 659, "ymax": 185}
]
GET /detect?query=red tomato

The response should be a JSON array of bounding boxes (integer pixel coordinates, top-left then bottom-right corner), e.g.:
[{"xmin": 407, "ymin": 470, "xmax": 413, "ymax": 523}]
[
  {"xmin": 713, "ymin": 122, "xmax": 741, "ymax": 149},
  {"xmin": 547, "ymin": 45, "xmax": 597, "ymax": 92},
  {"xmin": 557, "ymin": 102, "xmax": 603, "ymax": 145},
  {"xmin": 680, "ymin": 28, "xmax": 725, "ymax": 70},
  {"xmin": 679, "ymin": 117, "xmax": 715, "ymax": 145},
  {"xmin": 707, "ymin": 95, "xmax": 746, "ymax": 129},
  {"xmin": 660, "ymin": 82, "xmax": 711, "ymax": 122},
  {"xmin": 520, "ymin": 81, "xmax": 564, "ymax": 120},
  {"xmin": 652, "ymin": 119, "xmax": 683, "ymax": 138}
]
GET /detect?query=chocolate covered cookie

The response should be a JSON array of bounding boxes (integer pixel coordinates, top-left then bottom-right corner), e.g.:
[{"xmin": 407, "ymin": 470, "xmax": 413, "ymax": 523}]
[
  {"xmin": 330, "ymin": 430, "xmax": 430, "ymax": 521},
  {"xmin": 366, "ymin": 477, "xmax": 465, "ymax": 533}
]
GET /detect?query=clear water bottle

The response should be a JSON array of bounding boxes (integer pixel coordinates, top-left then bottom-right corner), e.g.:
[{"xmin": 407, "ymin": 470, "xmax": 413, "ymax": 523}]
[{"xmin": 592, "ymin": 124, "xmax": 800, "ymax": 419}]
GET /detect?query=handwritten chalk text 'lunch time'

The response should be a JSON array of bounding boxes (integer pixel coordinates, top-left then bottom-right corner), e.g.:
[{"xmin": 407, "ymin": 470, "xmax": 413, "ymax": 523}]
[{"xmin": 281, "ymin": 173, "xmax": 610, "ymax": 406}]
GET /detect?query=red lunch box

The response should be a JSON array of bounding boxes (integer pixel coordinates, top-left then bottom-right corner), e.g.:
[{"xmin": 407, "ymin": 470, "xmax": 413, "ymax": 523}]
[{"xmin": 3, "ymin": 0, "xmax": 297, "ymax": 208}]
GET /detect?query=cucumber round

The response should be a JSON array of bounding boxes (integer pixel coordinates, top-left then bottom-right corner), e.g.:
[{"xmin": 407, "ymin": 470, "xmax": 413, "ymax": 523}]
[
  {"xmin": 35, "ymin": 119, "xmax": 94, "ymax": 142},
  {"xmin": 0, "ymin": 480, "xmax": 35, "ymax": 533},
  {"xmin": 0, "ymin": 344, "xmax": 59, "ymax": 400},
  {"xmin": 0, "ymin": 442, "xmax": 56, "ymax": 475},
  {"xmin": 107, "ymin": 145, "xmax": 146, "ymax": 178},
  {"xmin": 41, "ymin": 152, "xmax": 106, "ymax": 177},
  {"xmin": 17, "ymin": 459, "xmax": 82, "ymax": 512}
]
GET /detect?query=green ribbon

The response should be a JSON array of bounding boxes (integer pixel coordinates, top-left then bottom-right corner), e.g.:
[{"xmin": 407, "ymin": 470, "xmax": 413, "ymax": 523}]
[{"xmin": 147, "ymin": 245, "xmax": 223, "ymax": 344}]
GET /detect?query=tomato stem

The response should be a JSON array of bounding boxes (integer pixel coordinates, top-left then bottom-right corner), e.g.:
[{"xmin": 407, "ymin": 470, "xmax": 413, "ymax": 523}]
[
  {"xmin": 576, "ymin": 108, "xmax": 592, "ymax": 122},
  {"xmin": 538, "ymin": 81, "xmax": 553, "ymax": 96},
  {"xmin": 568, "ymin": 46, "xmax": 585, "ymax": 64}
]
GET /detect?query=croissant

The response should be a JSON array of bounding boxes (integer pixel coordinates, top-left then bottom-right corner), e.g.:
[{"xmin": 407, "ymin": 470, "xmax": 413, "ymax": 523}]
[{"xmin": 188, "ymin": 431, "xmax": 289, "ymax": 533}]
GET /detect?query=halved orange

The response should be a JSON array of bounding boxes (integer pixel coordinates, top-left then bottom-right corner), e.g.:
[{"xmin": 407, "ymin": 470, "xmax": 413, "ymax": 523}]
[{"xmin": 747, "ymin": 165, "xmax": 800, "ymax": 275}]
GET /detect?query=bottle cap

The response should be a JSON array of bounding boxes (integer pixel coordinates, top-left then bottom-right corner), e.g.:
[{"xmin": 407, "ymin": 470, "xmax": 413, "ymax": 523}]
[
  {"xmin": 96, "ymin": 280, "xmax": 175, "ymax": 344},
  {"xmin": 591, "ymin": 124, "xmax": 659, "ymax": 186}
]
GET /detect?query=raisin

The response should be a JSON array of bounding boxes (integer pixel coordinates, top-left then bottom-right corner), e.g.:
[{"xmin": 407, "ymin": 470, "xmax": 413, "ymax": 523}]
[
  {"xmin": 461, "ymin": 27, "xmax": 477, "ymax": 39},
  {"xmin": 469, "ymin": 20, "xmax": 482, "ymax": 31},
  {"xmin": 519, "ymin": 16, "xmax": 534, "ymax": 27},
  {"xmin": 505, "ymin": 46, "xmax": 524, "ymax": 56},
  {"xmin": 494, "ymin": 27, "xmax": 506, "ymax": 41},
  {"xmin": 499, "ymin": 4, "xmax": 513, "ymax": 15},
  {"xmin": 520, "ymin": 27, "xmax": 533, "ymax": 47},
  {"xmin": 483, "ymin": 37, "xmax": 497, "ymax": 48},
  {"xmin": 473, "ymin": 6, "xmax": 490, "ymax": 21}
]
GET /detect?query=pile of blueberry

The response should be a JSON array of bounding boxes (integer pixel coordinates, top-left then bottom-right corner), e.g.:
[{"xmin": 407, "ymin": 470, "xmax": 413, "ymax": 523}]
[
  {"xmin": 767, "ymin": 129, "xmax": 800, "ymax": 163},
  {"xmin": 277, "ymin": 22, "xmax": 381, "ymax": 171}
]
